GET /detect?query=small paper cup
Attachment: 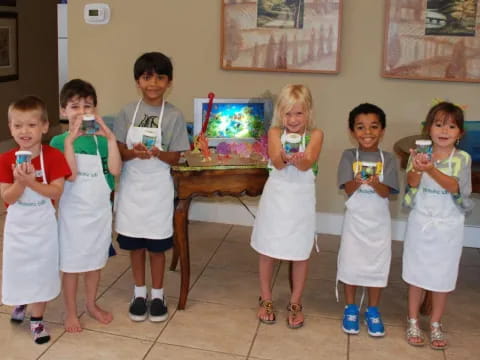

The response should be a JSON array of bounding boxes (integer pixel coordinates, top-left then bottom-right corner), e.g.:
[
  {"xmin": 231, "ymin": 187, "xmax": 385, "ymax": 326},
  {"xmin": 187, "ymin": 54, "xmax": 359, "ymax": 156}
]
[
  {"xmin": 82, "ymin": 114, "xmax": 97, "ymax": 135},
  {"xmin": 15, "ymin": 150, "xmax": 32, "ymax": 166},
  {"xmin": 361, "ymin": 161, "xmax": 377, "ymax": 180},
  {"xmin": 284, "ymin": 133, "xmax": 301, "ymax": 153},
  {"xmin": 142, "ymin": 130, "xmax": 157, "ymax": 150}
]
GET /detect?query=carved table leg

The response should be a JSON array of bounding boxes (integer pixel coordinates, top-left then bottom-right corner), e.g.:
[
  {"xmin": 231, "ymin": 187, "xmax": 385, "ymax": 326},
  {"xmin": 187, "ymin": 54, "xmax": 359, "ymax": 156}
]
[
  {"xmin": 169, "ymin": 239, "xmax": 179, "ymax": 271},
  {"xmin": 174, "ymin": 197, "xmax": 192, "ymax": 310}
]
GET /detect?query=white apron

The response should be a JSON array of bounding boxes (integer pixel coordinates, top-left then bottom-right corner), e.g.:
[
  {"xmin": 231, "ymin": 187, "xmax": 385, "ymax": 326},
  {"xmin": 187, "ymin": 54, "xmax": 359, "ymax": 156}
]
[
  {"xmin": 2, "ymin": 148, "xmax": 60, "ymax": 305},
  {"xmin": 402, "ymin": 149, "xmax": 464, "ymax": 292},
  {"xmin": 337, "ymin": 149, "xmax": 391, "ymax": 290},
  {"xmin": 58, "ymin": 136, "xmax": 112, "ymax": 273},
  {"xmin": 250, "ymin": 132, "xmax": 316, "ymax": 261},
  {"xmin": 114, "ymin": 98, "xmax": 174, "ymax": 239}
]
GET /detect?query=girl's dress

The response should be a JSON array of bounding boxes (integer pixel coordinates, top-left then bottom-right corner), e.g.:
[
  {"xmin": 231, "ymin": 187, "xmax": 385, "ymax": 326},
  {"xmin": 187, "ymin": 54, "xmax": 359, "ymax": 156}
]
[
  {"xmin": 337, "ymin": 149, "xmax": 392, "ymax": 289},
  {"xmin": 251, "ymin": 131, "xmax": 316, "ymax": 261},
  {"xmin": 2, "ymin": 148, "xmax": 60, "ymax": 305},
  {"xmin": 403, "ymin": 149, "xmax": 472, "ymax": 292},
  {"xmin": 115, "ymin": 98, "xmax": 174, "ymax": 240},
  {"xmin": 58, "ymin": 136, "xmax": 112, "ymax": 272}
]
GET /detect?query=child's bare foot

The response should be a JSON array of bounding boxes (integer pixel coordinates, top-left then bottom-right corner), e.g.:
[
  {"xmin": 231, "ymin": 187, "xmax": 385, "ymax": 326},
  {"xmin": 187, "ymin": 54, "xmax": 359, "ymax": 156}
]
[
  {"xmin": 86, "ymin": 304, "xmax": 113, "ymax": 325},
  {"xmin": 64, "ymin": 313, "xmax": 83, "ymax": 333}
]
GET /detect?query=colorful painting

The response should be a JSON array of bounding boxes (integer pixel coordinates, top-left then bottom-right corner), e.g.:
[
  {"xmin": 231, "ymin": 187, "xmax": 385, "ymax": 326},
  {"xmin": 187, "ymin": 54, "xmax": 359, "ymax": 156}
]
[
  {"xmin": 383, "ymin": 0, "xmax": 480, "ymax": 83},
  {"xmin": 222, "ymin": 0, "xmax": 342, "ymax": 74},
  {"xmin": 425, "ymin": 0, "xmax": 477, "ymax": 36},
  {"xmin": 203, "ymin": 103, "xmax": 266, "ymax": 139}
]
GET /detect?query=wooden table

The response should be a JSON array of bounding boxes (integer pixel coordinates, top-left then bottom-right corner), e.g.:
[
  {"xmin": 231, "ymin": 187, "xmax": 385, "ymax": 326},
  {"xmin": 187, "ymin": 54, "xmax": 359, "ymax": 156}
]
[
  {"xmin": 394, "ymin": 135, "xmax": 479, "ymax": 315},
  {"xmin": 170, "ymin": 165, "xmax": 269, "ymax": 310}
]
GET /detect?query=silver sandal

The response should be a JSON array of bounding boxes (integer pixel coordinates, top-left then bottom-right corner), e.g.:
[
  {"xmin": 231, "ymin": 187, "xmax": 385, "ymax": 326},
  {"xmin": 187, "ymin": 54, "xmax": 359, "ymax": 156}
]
[
  {"xmin": 406, "ymin": 318, "xmax": 425, "ymax": 346},
  {"xmin": 430, "ymin": 322, "xmax": 447, "ymax": 350}
]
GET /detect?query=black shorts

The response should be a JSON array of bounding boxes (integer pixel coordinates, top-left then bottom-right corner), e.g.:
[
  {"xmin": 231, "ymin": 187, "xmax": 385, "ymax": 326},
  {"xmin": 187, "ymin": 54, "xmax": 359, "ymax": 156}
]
[{"xmin": 117, "ymin": 234, "xmax": 173, "ymax": 253}]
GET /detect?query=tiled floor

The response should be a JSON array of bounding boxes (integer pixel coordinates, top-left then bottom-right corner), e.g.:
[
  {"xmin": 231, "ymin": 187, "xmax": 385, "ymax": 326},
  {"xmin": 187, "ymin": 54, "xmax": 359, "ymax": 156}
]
[{"xmin": 0, "ymin": 214, "xmax": 479, "ymax": 359}]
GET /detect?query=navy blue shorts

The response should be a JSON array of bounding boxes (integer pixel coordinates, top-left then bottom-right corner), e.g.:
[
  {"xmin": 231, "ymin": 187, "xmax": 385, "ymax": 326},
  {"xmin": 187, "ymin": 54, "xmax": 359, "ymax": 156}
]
[{"xmin": 117, "ymin": 234, "xmax": 173, "ymax": 253}]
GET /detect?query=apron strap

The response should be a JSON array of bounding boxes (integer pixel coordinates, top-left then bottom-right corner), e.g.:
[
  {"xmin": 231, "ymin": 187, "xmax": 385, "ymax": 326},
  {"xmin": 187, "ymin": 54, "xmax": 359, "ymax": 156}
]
[{"xmin": 39, "ymin": 146, "xmax": 47, "ymax": 185}]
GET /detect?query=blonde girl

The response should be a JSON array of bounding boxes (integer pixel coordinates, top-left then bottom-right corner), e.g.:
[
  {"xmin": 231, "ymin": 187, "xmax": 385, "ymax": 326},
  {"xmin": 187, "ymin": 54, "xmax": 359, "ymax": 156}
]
[{"xmin": 251, "ymin": 84, "xmax": 323, "ymax": 329}]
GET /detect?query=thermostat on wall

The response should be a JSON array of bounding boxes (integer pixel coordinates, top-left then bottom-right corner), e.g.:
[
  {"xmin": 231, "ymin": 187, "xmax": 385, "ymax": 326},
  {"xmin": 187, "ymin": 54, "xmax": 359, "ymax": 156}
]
[{"xmin": 84, "ymin": 3, "xmax": 110, "ymax": 24}]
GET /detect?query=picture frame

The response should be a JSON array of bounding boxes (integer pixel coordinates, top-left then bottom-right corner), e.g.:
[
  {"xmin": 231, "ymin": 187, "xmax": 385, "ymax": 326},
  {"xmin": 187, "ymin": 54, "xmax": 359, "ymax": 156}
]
[
  {"xmin": 383, "ymin": 0, "xmax": 480, "ymax": 83},
  {"xmin": 221, "ymin": 0, "xmax": 343, "ymax": 74},
  {"xmin": 0, "ymin": 12, "xmax": 18, "ymax": 82},
  {"xmin": 0, "ymin": 1, "xmax": 16, "ymax": 6}
]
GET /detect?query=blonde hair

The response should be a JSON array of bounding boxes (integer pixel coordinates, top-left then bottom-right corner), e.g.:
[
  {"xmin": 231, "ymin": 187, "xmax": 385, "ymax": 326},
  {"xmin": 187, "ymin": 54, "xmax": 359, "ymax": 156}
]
[
  {"xmin": 8, "ymin": 95, "xmax": 49, "ymax": 124},
  {"xmin": 271, "ymin": 84, "xmax": 314, "ymax": 130}
]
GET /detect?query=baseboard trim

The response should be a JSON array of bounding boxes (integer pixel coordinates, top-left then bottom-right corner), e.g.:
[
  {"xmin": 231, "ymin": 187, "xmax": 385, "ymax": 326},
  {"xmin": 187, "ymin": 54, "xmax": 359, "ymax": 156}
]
[{"xmin": 189, "ymin": 199, "xmax": 480, "ymax": 248}]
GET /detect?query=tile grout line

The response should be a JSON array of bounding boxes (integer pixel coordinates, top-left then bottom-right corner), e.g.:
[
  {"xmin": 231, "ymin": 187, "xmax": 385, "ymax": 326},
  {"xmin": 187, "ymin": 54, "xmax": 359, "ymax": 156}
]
[
  {"xmin": 245, "ymin": 259, "xmax": 282, "ymax": 359},
  {"xmin": 142, "ymin": 224, "xmax": 235, "ymax": 360},
  {"xmin": 187, "ymin": 224, "xmax": 235, "ymax": 292}
]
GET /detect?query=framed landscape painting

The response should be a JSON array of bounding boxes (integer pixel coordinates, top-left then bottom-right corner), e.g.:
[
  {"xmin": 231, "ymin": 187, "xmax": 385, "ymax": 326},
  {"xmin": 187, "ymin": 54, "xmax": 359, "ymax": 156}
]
[
  {"xmin": 221, "ymin": 0, "xmax": 343, "ymax": 74},
  {"xmin": 383, "ymin": 0, "xmax": 480, "ymax": 83},
  {"xmin": 0, "ymin": 12, "xmax": 18, "ymax": 82}
]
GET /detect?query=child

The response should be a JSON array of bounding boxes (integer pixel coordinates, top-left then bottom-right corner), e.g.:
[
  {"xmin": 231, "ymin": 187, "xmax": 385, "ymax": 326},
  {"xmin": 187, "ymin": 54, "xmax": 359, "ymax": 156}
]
[
  {"xmin": 113, "ymin": 52, "xmax": 189, "ymax": 322},
  {"xmin": 336, "ymin": 103, "xmax": 399, "ymax": 337},
  {"xmin": 403, "ymin": 102, "xmax": 473, "ymax": 350},
  {"xmin": 251, "ymin": 84, "xmax": 323, "ymax": 329},
  {"xmin": 50, "ymin": 79, "xmax": 122, "ymax": 332},
  {"xmin": 0, "ymin": 96, "xmax": 71, "ymax": 343}
]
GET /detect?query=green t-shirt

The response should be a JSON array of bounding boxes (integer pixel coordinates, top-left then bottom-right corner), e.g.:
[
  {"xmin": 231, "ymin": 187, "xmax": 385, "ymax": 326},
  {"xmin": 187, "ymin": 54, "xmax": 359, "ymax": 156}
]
[{"xmin": 50, "ymin": 132, "xmax": 115, "ymax": 190}]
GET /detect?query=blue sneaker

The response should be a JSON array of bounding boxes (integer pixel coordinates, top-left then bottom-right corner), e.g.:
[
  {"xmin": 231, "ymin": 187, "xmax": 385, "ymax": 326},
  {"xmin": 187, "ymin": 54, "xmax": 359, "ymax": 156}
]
[
  {"xmin": 364, "ymin": 306, "xmax": 385, "ymax": 337},
  {"xmin": 342, "ymin": 304, "xmax": 360, "ymax": 334}
]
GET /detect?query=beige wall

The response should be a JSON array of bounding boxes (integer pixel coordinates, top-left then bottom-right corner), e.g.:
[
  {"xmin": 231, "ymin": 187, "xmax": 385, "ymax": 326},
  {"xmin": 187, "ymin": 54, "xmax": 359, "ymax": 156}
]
[
  {"xmin": 68, "ymin": 0, "xmax": 480, "ymax": 223},
  {"xmin": 0, "ymin": 0, "xmax": 59, "ymax": 144}
]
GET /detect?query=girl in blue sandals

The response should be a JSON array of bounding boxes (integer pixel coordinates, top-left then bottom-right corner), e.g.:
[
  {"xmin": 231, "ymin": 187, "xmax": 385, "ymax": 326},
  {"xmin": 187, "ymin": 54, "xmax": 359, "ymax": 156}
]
[{"xmin": 251, "ymin": 84, "xmax": 323, "ymax": 329}]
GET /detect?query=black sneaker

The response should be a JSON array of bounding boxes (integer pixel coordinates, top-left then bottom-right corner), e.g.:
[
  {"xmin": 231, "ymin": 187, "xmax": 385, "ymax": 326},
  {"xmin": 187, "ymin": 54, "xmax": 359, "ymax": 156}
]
[
  {"xmin": 129, "ymin": 296, "xmax": 148, "ymax": 322},
  {"xmin": 149, "ymin": 297, "xmax": 168, "ymax": 322}
]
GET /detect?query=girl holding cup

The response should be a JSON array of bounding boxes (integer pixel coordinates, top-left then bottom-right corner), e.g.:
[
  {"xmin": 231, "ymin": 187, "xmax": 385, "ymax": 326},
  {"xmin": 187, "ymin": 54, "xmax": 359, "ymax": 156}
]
[
  {"xmin": 251, "ymin": 84, "xmax": 323, "ymax": 329},
  {"xmin": 403, "ymin": 102, "xmax": 473, "ymax": 350}
]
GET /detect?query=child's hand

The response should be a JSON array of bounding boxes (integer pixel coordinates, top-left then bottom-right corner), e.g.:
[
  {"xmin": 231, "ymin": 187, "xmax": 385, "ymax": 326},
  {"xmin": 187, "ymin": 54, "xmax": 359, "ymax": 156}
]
[
  {"xmin": 66, "ymin": 114, "xmax": 84, "ymax": 143},
  {"xmin": 413, "ymin": 152, "xmax": 433, "ymax": 172},
  {"xmin": 280, "ymin": 149, "xmax": 289, "ymax": 164},
  {"xmin": 354, "ymin": 172, "xmax": 365, "ymax": 184},
  {"xmin": 288, "ymin": 152, "xmax": 305, "ymax": 166},
  {"xmin": 132, "ymin": 143, "xmax": 151, "ymax": 159},
  {"xmin": 149, "ymin": 146, "xmax": 162, "ymax": 158},
  {"xmin": 94, "ymin": 115, "xmax": 116, "ymax": 141},
  {"xmin": 365, "ymin": 175, "xmax": 380, "ymax": 186},
  {"xmin": 13, "ymin": 162, "xmax": 36, "ymax": 186}
]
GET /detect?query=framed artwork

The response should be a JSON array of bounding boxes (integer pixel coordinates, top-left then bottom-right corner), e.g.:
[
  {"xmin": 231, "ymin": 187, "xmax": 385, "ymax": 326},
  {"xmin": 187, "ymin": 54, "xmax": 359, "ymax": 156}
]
[
  {"xmin": 221, "ymin": 0, "xmax": 343, "ymax": 74},
  {"xmin": 0, "ymin": 1, "xmax": 16, "ymax": 6},
  {"xmin": 383, "ymin": 0, "xmax": 480, "ymax": 83},
  {"xmin": 0, "ymin": 12, "xmax": 17, "ymax": 82}
]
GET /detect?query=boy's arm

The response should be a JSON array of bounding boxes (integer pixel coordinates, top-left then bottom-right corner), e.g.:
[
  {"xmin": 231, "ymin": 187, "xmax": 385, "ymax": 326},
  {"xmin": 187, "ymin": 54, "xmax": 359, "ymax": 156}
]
[
  {"xmin": 365, "ymin": 177, "xmax": 390, "ymax": 198},
  {"xmin": 2, "ymin": 163, "xmax": 64, "ymax": 202},
  {"xmin": 95, "ymin": 115, "xmax": 122, "ymax": 176},
  {"xmin": 150, "ymin": 149, "xmax": 180, "ymax": 165},
  {"xmin": 343, "ymin": 177, "xmax": 362, "ymax": 196},
  {"xmin": 0, "ymin": 174, "xmax": 26, "ymax": 204},
  {"xmin": 26, "ymin": 177, "xmax": 65, "ymax": 201},
  {"xmin": 62, "ymin": 114, "xmax": 83, "ymax": 181},
  {"xmin": 290, "ymin": 129, "xmax": 324, "ymax": 171},
  {"xmin": 268, "ymin": 127, "xmax": 288, "ymax": 170}
]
